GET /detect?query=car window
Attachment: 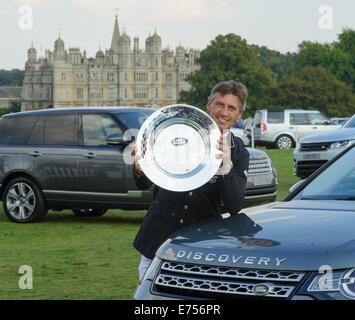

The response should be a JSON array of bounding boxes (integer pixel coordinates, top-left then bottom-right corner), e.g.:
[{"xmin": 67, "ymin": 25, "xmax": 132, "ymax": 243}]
[
  {"xmin": 113, "ymin": 110, "xmax": 155, "ymax": 129},
  {"xmin": 294, "ymin": 146, "xmax": 355, "ymax": 200},
  {"xmin": 27, "ymin": 115, "xmax": 45, "ymax": 145},
  {"xmin": 82, "ymin": 114, "xmax": 123, "ymax": 146},
  {"xmin": 308, "ymin": 113, "xmax": 328, "ymax": 125},
  {"xmin": 290, "ymin": 113, "xmax": 310, "ymax": 125},
  {"xmin": 0, "ymin": 115, "xmax": 38, "ymax": 145},
  {"xmin": 44, "ymin": 115, "xmax": 77, "ymax": 146},
  {"xmin": 343, "ymin": 116, "xmax": 355, "ymax": 128},
  {"xmin": 267, "ymin": 110, "xmax": 284, "ymax": 124}
]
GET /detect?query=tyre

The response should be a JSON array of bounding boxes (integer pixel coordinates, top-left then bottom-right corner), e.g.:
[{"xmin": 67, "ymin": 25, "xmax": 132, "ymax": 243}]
[
  {"xmin": 2, "ymin": 177, "xmax": 48, "ymax": 223},
  {"xmin": 275, "ymin": 135, "xmax": 294, "ymax": 149},
  {"xmin": 72, "ymin": 209, "xmax": 107, "ymax": 217}
]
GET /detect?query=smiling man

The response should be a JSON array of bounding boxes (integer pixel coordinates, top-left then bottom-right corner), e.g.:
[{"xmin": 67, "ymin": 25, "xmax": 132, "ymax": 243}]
[{"xmin": 132, "ymin": 80, "xmax": 250, "ymax": 280}]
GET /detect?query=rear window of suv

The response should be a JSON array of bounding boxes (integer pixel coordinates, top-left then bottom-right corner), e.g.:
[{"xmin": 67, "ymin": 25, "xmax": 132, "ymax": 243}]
[
  {"xmin": 0, "ymin": 115, "xmax": 38, "ymax": 145},
  {"xmin": 27, "ymin": 114, "xmax": 78, "ymax": 146},
  {"xmin": 267, "ymin": 110, "xmax": 284, "ymax": 124}
]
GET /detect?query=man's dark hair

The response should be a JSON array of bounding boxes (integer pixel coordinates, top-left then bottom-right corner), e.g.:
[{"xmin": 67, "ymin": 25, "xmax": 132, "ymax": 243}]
[{"xmin": 208, "ymin": 80, "xmax": 248, "ymax": 113}]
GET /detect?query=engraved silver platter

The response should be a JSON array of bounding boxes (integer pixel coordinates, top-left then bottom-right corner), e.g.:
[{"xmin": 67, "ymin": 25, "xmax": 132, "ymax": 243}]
[{"xmin": 136, "ymin": 104, "xmax": 222, "ymax": 192}]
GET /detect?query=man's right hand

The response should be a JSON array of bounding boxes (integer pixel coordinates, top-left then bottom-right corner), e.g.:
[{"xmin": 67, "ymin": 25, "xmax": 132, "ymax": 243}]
[{"xmin": 131, "ymin": 144, "xmax": 144, "ymax": 176}]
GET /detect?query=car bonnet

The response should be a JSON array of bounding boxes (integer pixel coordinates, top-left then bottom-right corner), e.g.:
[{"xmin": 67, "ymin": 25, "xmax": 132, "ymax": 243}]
[{"xmin": 156, "ymin": 200, "xmax": 355, "ymax": 271}]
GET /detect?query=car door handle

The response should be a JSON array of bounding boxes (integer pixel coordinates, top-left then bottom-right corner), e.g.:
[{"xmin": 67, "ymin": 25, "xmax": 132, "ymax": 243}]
[
  {"xmin": 82, "ymin": 152, "xmax": 97, "ymax": 159},
  {"xmin": 312, "ymin": 127, "xmax": 318, "ymax": 129},
  {"xmin": 289, "ymin": 126, "xmax": 295, "ymax": 129},
  {"xmin": 28, "ymin": 151, "xmax": 42, "ymax": 157}
]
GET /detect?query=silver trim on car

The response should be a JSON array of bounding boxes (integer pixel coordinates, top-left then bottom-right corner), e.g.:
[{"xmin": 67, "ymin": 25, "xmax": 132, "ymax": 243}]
[
  {"xmin": 247, "ymin": 158, "xmax": 272, "ymax": 175},
  {"xmin": 42, "ymin": 190, "xmax": 144, "ymax": 198},
  {"xmin": 154, "ymin": 261, "xmax": 307, "ymax": 299}
]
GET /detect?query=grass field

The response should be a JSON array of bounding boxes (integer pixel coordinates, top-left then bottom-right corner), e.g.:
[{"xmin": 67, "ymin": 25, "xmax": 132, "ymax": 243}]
[{"xmin": 0, "ymin": 147, "xmax": 300, "ymax": 300}]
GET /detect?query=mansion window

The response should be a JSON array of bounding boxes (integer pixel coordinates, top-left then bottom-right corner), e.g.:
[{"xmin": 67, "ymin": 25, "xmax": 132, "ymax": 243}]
[
  {"xmin": 107, "ymin": 72, "xmax": 115, "ymax": 82},
  {"xmin": 179, "ymin": 73, "xmax": 188, "ymax": 81},
  {"xmin": 76, "ymin": 73, "xmax": 84, "ymax": 83},
  {"xmin": 90, "ymin": 88, "xmax": 102, "ymax": 100},
  {"xmin": 77, "ymin": 88, "xmax": 84, "ymax": 100},
  {"xmin": 166, "ymin": 88, "xmax": 173, "ymax": 99},
  {"xmin": 61, "ymin": 73, "xmax": 66, "ymax": 82},
  {"xmin": 26, "ymin": 87, "xmax": 32, "ymax": 99},
  {"xmin": 107, "ymin": 88, "xmax": 115, "ymax": 100},
  {"xmin": 165, "ymin": 73, "xmax": 173, "ymax": 82},
  {"xmin": 61, "ymin": 89, "xmax": 67, "ymax": 100},
  {"xmin": 135, "ymin": 89, "xmax": 147, "ymax": 99},
  {"xmin": 135, "ymin": 72, "xmax": 147, "ymax": 81},
  {"xmin": 45, "ymin": 87, "xmax": 51, "ymax": 99},
  {"xmin": 90, "ymin": 72, "xmax": 100, "ymax": 81}
]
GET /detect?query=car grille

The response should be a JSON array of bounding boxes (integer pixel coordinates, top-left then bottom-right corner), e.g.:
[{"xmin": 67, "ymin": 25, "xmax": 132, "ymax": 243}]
[
  {"xmin": 296, "ymin": 160, "xmax": 328, "ymax": 178},
  {"xmin": 300, "ymin": 142, "xmax": 332, "ymax": 152},
  {"xmin": 245, "ymin": 186, "xmax": 277, "ymax": 197},
  {"xmin": 153, "ymin": 261, "xmax": 307, "ymax": 299},
  {"xmin": 247, "ymin": 158, "xmax": 272, "ymax": 174}
]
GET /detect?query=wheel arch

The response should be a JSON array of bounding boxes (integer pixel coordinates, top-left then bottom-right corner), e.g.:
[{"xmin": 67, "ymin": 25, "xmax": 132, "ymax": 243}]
[
  {"xmin": 274, "ymin": 133, "xmax": 296, "ymax": 148},
  {"xmin": 272, "ymin": 131, "xmax": 297, "ymax": 144},
  {"xmin": 0, "ymin": 171, "xmax": 43, "ymax": 200}
]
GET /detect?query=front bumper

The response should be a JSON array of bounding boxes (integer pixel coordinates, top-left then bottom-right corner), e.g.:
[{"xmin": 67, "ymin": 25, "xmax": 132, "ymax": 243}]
[{"xmin": 293, "ymin": 148, "xmax": 344, "ymax": 178}]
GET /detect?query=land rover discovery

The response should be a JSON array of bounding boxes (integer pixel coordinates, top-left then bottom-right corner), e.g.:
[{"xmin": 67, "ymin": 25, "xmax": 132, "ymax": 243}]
[
  {"xmin": 135, "ymin": 143, "xmax": 355, "ymax": 300},
  {"xmin": 254, "ymin": 109, "xmax": 338, "ymax": 149}
]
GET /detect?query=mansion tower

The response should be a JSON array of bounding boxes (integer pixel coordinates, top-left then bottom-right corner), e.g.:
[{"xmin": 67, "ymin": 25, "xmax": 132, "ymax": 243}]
[{"xmin": 21, "ymin": 16, "xmax": 200, "ymax": 110}]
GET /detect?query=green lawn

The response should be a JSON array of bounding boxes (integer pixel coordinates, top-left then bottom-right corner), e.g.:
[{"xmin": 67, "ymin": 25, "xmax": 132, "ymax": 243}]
[{"xmin": 0, "ymin": 147, "xmax": 300, "ymax": 299}]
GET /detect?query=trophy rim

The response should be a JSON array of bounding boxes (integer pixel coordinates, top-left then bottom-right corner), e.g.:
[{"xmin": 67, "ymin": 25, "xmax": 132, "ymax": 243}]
[{"xmin": 136, "ymin": 104, "xmax": 222, "ymax": 192}]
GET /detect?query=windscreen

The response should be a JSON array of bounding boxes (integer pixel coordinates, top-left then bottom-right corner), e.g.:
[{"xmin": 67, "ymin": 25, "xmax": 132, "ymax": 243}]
[{"xmin": 294, "ymin": 146, "xmax": 355, "ymax": 201}]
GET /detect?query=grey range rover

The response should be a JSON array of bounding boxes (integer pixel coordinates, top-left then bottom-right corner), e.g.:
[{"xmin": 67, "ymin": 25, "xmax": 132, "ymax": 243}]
[
  {"xmin": 0, "ymin": 107, "xmax": 277, "ymax": 223},
  {"xmin": 135, "ymin": 143, "xmax": 355, "ymax": 300}
]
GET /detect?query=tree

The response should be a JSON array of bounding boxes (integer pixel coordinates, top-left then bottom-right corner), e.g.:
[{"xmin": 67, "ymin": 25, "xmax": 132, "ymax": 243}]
[
  {"xmin": 297, "ymin": 29, "xmax": 355, "ymax": 91},
  {"xmin": 336, "ymin": 28, "xmax": 355, "ymax": 90},
  {"xmin": 179, "ymin": 34, "xmax": 276, "ymax": 116},
  {"xmin": 0, "ymin": 69, "xmax": 24, "ymax": 86},
  {"xmin": 251, "ymin": 45, "xmax": 298, "ymax": 82},
  {"xmin": 0, "ymin": 102, "xmax": 21, "ymax": 116},
  {"xmin": 260, "ymin": 66, "xmax": 355, "ymax": 117}
]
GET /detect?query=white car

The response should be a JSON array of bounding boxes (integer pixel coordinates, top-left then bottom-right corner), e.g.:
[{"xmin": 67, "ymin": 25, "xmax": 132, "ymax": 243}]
[
  {"xmin": 231, "ymin": 128, "xmax": 250, "ymax": 146},
  {"xmin": 254, "ymin": 109, "xmax": 339, "ymax": 149},
  {"xmin": 294, "ymin": 114, "xmax": 355, "ymax": 178}
]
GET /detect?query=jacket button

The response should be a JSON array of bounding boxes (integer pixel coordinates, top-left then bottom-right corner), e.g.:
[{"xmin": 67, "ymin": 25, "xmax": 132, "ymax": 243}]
[
  {"xmin": 184, "ymin": 205, "xmax": 188, "ymax": 210},
  {"xmin": 189, "ymin": 192, "xmax": 193, "ymax": 196},
  {"xmin": 180, "ymin": 219, "xmax": 184, "ymax": 224}
]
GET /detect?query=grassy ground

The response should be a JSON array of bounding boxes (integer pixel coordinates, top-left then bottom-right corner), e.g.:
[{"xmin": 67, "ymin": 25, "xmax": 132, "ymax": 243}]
[{"xmin": 0, "ymin": 147, "xmax": 300, "ymax": 300}]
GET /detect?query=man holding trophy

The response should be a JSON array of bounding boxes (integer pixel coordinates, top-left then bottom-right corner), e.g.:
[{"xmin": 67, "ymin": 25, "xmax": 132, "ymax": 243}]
[{"xmin": 131, "ymin": 80, "xmax": 250, "ymax": 280}]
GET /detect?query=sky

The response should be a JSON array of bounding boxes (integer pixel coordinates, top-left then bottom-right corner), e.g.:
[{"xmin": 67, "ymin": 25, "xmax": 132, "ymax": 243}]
[{"xmin": 1, "ymin": 0, "xmax": 354, "ymax": 70}]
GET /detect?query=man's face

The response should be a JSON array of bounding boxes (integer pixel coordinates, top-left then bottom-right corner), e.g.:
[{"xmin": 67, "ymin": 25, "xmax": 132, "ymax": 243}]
[{"xmin": 207, "ymin": 93, "xmax": 242, "ymax": 133}]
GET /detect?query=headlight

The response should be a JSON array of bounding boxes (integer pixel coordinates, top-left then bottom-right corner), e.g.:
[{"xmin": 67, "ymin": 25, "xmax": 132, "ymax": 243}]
[
  {"xmin": 140, "ymin": 257, "xmax": 161, "ymax": 284},
  {"xmin": 307, "ymin": 268, "xmax": 355, "ymax": 300},
  {"xmin": 329, "ymin": 140, "xmax": 351, "ymax": 149}
]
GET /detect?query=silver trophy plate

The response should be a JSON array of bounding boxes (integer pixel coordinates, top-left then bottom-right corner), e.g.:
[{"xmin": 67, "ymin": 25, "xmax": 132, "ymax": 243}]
[{"xmin": 136, "ymin": 104, "xmax": 222, "ymax": 192}]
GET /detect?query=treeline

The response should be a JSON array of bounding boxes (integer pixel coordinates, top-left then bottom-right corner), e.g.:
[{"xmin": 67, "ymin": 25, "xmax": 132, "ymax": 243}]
[
  {"xmin": 179, "ymin": 29, "xmax": 355, "ymax": 118},
  {"xmin": 0, "ymin": 69, "xmax": 24, "ymax": 87}
]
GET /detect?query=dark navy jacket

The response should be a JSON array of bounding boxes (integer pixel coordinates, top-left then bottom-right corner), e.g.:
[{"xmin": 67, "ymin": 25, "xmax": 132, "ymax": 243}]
[{"xmin": 133, "ymin": 134, "xmax": 250, "ymax": 259}]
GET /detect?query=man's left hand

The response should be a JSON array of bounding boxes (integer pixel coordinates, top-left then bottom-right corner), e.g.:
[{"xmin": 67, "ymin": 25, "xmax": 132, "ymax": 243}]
[{"xmin": 216, "ymin": 135, "xmax": 233, "ymax": 175}]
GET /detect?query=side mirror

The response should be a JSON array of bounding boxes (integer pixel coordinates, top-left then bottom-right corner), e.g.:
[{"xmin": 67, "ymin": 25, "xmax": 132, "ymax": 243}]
[
  {"xmin": 106, "ymin": 133, "xmax": 133, "ymax": 146},
  {"xmin": 288, "ymin": 179, "xmax": 305, "ymax": 194}
]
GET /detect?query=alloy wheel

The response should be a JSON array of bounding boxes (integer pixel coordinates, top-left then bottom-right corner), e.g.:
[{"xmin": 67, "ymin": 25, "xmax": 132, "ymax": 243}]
[
  {"xmin": 6, "ymin": 182, "xmax": 36, "ymax": 220},
  {"xmin": 277, "ymin": 136, "xmax": 292, "ymax": 149}
]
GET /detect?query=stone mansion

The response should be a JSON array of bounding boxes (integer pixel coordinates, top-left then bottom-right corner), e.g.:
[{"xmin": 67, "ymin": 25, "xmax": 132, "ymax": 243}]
[{"xmin": 21, "ymin": 16, "xmax": 200, "ymax": 110}]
